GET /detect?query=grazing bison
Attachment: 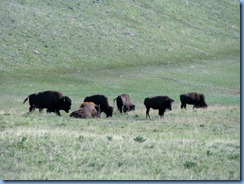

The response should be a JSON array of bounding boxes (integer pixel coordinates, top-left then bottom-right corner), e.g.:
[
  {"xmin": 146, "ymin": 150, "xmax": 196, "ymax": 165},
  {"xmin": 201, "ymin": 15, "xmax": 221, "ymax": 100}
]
[
  {"xmin": 70, "ymin": 103, "xmax": 100, "ymax": 118},
  {"xmin": 84, "ymin": 94, "xmax": 113, "ymax": 117},
  {"xmin": 144, "ymin": 96, "xmax": 174, "ymax": 120},
  {"xmin": 23, "ymin": 90, "xmax": 72, "ymax": 116},
  {"xmin": 113, "ymin": 94, "xmax": 135, "ymax": 113},
  {"xmin": 180, "ymin": 92, "xmax": 208, "ymax": 109}
]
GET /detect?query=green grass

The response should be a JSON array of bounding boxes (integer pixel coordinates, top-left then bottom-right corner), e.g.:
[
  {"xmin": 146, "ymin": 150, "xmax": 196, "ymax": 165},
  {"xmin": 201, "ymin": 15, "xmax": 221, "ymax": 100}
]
[
  {"xmin": 0, "ymin": 105, "xmax": 240, "ymax": 180},
  {"xmin": 0, "ymin": 0, "xmax": 240, "ymax": 180}
]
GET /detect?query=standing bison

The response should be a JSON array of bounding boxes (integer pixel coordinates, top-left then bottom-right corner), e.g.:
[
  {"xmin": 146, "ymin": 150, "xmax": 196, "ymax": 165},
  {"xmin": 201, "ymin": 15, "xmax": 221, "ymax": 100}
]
[
  {"xmin": 70, "ymin": 103, "xmax": 100, "ymax": 119},
  {"xmin": 113, "ymin": 94, "xmax": 135, "ymax": 113},
  {"xmin": 144, "ymin": 96, "xmax": 174, "ymax": 120},
  {"xmin": 180, "ymin": 92, "xmax": 208, "ymax": 109},
  {"xmin": 84, "ymin": 94, "xmax": 113, "ymax": 117},
  {"xmin": 23, "ymin": 90, "xmax": 72, "ymax": 116}
]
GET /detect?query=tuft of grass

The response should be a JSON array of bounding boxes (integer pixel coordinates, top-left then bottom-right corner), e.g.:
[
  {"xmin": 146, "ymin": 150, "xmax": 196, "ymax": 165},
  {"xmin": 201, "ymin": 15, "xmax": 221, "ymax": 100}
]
[
  {"xmin": 133, "ymin": 136, "xmax": 147, "ymax": 143},
  {"xmin": 184, "ymin": 161, "xmax": 197, "ymax": 169}
]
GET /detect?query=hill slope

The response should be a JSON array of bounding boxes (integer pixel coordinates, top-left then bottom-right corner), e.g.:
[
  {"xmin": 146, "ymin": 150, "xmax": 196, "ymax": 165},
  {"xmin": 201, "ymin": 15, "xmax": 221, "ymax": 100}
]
[{"xmin": 0, "ymin": 0, "xmax": 240, "ymax": 71}]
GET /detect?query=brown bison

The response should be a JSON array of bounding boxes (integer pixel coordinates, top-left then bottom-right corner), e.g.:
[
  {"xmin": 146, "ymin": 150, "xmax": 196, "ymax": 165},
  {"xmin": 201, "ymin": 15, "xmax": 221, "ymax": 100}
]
[
  {"xmin": 113, "ymin": 94, "xmax": 135, "ymax": 113},
  {"xmin": 70, "ymin": 103, "xmax": 100, "ymax": 118},
  {"xmin": 144, "ymin": 96, "xmax": 174, "ymax": 120},
  {"xmin": 84, "ymin": 94, "xmax": 113, "ymax": 117},
  {"xmin": 180, "ymin": 92, "xmax": 208, "ymax": 109},
  {"xmin": 80, "ymin": 102, "xmax": 96, "ymax": 108},
  {"xmin": 80, "ymin": 102, "xmax": 101, "ymax": 117},
  {"xmin": 23, "ymin": 91, "xmax": 72, "ymax": 116}
]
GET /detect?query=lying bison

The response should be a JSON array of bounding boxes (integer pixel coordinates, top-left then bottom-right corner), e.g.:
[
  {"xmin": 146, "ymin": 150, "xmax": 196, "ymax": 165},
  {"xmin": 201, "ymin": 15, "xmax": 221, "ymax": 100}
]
[
  {"xmin": 113, "ymin": 94, "xmax": 135, "ymax": 113},
  {"xmin": 23, "ymin": 90, "xmax": 72, "ymax": 116},
  {"xmin": 84, "ymin": 94, "xmax": 113, "ymax": 117},
  {"xmin": 80, "ymin": 102, "xmax": 96, "ymax": 108},
  {"xmin": 70, "ymin": 103, "xmax": 100, "ymax": 118},
  {"xmin": 144, "ymin": 96, "xmax": 174, "ymax": 120},
  {"xmin": 80, "ymin": 102, "xmax": 101, "ymax": 117},
  {"xmin": 180, "ymin": 92, "xmax": 208, "ymax": 109}
]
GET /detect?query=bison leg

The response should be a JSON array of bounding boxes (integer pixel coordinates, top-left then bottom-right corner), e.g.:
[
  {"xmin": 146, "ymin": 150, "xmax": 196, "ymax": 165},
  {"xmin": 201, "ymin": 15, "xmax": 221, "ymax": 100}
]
[
  {"xmin": 47, "ymin": 108, "xmax": 61, "ymax": 116},
  {"xmin": 158, "ymin": 109, "xmax": 165, "ymax": 119},
  {"xmin": 181, "ymin": 103, "xmax": 186, "ymax": 109},
  {"xmin": 119, "ymin": 106, "xmax": 123, "ymax": 113},
  {"xmin": 193, "ymin": 103, "xmax": 198, "ymax": 109},
  {"xmin": 55, "ymin": 110, "xmax": 61, "ymax": 116},
  {"xmin": 146, "ymin": 108, "xmax": 151, "ymax": 120},
  {"xmin": 47, "ymin": 108, "xmax": 57, "ymax": 113},
  {"xmin": 123, "ymin": 106, "xmax": 129, "ymax": 113},
  {"xmin": 29, "ymin": 106, "xmax": 35, "ymax": 112},
  {"xmin": 122, "ymin": 105, "xmax": 128, "ymax": 113},
  {"xmin": 122, "ymin": 105, "xmax": 125, "ymax": 113}
]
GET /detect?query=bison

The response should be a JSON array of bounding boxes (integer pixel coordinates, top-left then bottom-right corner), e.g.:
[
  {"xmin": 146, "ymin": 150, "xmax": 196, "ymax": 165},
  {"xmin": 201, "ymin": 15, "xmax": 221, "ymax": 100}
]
[
  {"xmin": 84, "ymin": 94, "xmax": 113, "ymax": 117},
  {"xmin": 23, "ymin": 90, "xmax": 72, "ymax": 116},
  {"xmin": 80, "ymin": 102, "xmax": 96, "ymax": 108},
  {"xmin": 113, "ymin": 94, "xmax": 135, "ymax": 113},
  {"xmin": 180, "ymin": 92, "xmax": 208, "ymax": 109},
  {"xmin": 144, "ymin": 96, "xmax": 174, "ymax": 120},
  {"xmin": 70, "ymin": 103, "xmax": 100, "ymax": 118},
  {"xmin": 80, "ymin": 102, "xmax": 101, "ymax": 117}
]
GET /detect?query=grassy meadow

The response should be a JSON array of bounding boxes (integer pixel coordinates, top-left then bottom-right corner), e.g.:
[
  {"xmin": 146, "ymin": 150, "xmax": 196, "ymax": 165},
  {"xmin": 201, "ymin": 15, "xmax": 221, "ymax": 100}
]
[{"xmin": 0, "ymin": 0, "xmax": 240, "ymax": 180}]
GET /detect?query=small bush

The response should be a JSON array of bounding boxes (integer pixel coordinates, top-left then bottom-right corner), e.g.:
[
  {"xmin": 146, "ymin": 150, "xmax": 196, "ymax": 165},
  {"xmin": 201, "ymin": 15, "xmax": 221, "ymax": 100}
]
[
  {"xmin": 207, "ymin": 150, "xmax": 213, "ymax": 156},
  {"xmin": 134, "ymin": 136, "xmax": 146, "ymax": 143},
  {"xmin": 106, "ymin": 136, "xmax": 113, "ymax": 141},
  {"xmin": 184, "ymin": 161, "xmax": 197, "ymax": 169}
]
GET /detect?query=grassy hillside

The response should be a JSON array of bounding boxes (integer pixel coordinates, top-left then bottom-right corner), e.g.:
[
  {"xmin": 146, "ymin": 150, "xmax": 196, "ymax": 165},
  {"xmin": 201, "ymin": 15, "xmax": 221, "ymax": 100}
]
[
  {"xmin": 0, "ymin": 0, "xmax": 240, "ymax": 180},
  {"xmin": 0, "ymin": 0, "xmax": 239, "ymax": 70}
]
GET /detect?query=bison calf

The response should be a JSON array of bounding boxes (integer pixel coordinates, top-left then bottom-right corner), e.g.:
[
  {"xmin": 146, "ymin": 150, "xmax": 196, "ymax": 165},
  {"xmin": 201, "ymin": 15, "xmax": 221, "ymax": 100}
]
[
  {"xmin": 80, "ymin": 102, "xmax": 101, "ymax": 117},
  {"xmin": 23, "ymin": 91, "xmax": 72, "ymax": 116},
  {"xmin": 180, "ymin": 92, "xmax": 208, "ymax": 109},
  {"xmin": 144, "ymin": 96, "xmax": 174, "ymax": 120},
  {"xmin": 84, "ymin": 94, "xmax": 113, "ymax": 117},
  {"xmin": 70, "ymin": 103, "xmax": 100, "ymax": 119},
  {"xmin": 113, "ymin": 94, "xmax": 135, "ymax": 113}
]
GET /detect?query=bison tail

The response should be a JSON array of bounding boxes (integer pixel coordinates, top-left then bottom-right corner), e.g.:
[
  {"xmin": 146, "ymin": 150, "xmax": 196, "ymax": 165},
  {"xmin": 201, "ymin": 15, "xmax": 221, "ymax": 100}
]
[
  {"xmin": 23, "ymin": 97, "xmax": 29, "ymax": 104},
  {"xmin": 113, "ymin": 97, "xmax": 117, "ymax": 105}
]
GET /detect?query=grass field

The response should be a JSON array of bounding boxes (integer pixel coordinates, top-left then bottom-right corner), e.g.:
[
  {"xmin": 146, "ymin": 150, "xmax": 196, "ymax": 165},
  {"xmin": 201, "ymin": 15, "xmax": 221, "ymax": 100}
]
[{"xmin": 0, "ymin": 0, "xmax": 240, "ymax": 180}]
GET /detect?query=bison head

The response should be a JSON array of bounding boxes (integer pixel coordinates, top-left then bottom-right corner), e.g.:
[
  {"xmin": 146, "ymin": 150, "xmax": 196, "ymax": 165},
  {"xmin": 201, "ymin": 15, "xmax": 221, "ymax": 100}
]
[
  {"xmin": 105, "ymin": 106, "xmax": 114, "ymax": 117},
  {"xmin": 58, "ymin": 96, "xmax": 72, "ymax": 113},
  {"xmin": 166, "ymin": 98, "xmax": 175, "ymax": 111},
  {"xmin": 123, "ymin": 104, "xmax": 135, "ymax": 112},
  {"xmin": 197, "ymin": 103, "xmax": 208, "ymax": 108}
]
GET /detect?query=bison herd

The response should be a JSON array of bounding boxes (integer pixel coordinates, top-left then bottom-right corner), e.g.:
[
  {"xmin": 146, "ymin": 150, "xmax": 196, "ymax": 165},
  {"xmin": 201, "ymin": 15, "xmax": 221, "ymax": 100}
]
[{"xmin": 23, "ymin": 91, "xmax": 208, "ymax": 120}]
